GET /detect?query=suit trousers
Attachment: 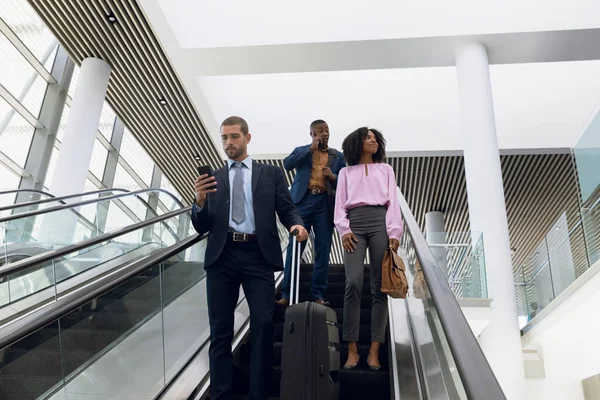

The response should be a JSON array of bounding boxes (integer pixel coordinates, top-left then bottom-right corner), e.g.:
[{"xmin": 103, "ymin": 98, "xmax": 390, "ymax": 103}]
[
  {"xmin": 206, "ymin": 238, "xmax": 275, "ymax": 400},
  {"xmin": 343, "ymin": 206, "xmax": 389, "ymax": 344},
  {"xmin": 282, "ymin": 192, "xmax": 333, "ymax": 300}
]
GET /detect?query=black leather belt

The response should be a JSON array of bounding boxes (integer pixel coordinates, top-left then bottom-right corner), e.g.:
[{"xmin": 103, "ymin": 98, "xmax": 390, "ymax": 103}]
[
  {"xmin": 229, "ymin": 231, "xmax": 257, "ymax": 242},
  {"xmin": 308, "ymin": 188, "xmax": 327, "ymax": 195}
]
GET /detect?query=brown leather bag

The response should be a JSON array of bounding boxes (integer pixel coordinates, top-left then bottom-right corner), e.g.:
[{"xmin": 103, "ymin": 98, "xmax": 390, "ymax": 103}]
[{"xmin": 381, "ymin": 248, "xmax": 409, "ymax": 298}]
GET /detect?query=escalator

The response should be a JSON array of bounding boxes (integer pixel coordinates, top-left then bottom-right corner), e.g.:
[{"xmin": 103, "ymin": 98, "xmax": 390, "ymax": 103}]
[
  {"xmin": 0, "ymin": 197, "xmax": 205, "ymax": 400},
  {"xmin": 0, "ymin": 187, "xmax": 505, "ymax": 400}
]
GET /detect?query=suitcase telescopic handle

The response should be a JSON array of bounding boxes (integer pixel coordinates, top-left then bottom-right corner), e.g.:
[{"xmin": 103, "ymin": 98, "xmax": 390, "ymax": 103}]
[{"xmin": 289, "ymin": 229, "xmax": 302, "ymax": 306}]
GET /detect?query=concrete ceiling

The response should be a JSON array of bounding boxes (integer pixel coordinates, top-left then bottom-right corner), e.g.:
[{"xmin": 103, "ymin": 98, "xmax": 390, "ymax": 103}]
[{"xmin": 139, "ymin": 0, "xmax": 600, "ymax": 159}]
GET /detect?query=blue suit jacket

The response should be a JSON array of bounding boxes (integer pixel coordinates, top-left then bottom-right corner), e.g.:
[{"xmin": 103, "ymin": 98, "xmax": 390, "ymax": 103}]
[
  {"xmin": 191, "ymin": 161, "xmax": 303, "ymax": 271},
  {"xmin": 283, "ymin": 145, "xmax": 346, "ymax": 209}
]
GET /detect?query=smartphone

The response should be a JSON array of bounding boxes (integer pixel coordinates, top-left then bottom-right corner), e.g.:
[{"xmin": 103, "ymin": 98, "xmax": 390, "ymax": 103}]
[{"xmin": 196, "ymin": 165, "xmax": 213, "ymax": 177}]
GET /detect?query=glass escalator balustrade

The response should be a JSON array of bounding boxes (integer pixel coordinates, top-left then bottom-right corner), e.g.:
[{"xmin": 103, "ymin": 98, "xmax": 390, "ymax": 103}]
[
  {"xmin": 0, "ymin": 235, "xmax": 208, "ymax": 400},
  {"xmin": 0, "ymin": 189, "xmax": 187, "ymax": 266},
  {"xmin": 0, "ymin": 210, "xmax": 193, "ymax": 324}
]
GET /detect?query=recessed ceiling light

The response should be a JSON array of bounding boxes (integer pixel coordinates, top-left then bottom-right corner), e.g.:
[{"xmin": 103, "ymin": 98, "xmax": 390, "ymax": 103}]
[
  {"xmin": 158, "ymin": 97, "xmax": 167, "ymax": 105},
  {"xmin": 106, "ymin": 12, "xmax": 117, "ymax": 24}
]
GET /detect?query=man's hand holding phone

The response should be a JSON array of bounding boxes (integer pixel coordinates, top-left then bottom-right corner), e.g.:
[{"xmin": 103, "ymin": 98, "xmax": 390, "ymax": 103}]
[
  {"xmin": 310, "ymin": 135, "xmax": 321, "ymax": 152},
  {"xmin": 194, "ymin": 166, "xmax": 216, "ymax": 207}
]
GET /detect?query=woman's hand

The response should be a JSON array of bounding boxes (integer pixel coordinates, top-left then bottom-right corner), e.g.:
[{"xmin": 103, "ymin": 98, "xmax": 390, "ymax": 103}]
[
  {"xmin": 389, "ymin": 238, "xmax": 399, "ymax": 252},
  {"xmin": 342, "ymin": 233, "xmax": 359, "ymax": 252}
]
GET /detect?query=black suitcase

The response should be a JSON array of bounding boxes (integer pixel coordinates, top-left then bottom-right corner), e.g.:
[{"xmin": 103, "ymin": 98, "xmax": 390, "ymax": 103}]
[{"xmin": 280, "ymin": 235, "xmax": 340, "ymax": 400}]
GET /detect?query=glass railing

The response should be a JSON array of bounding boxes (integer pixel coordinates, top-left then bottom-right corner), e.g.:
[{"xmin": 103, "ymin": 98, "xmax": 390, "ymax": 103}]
[
  {"xmin": 0, "ymin": 234, "xmax": 207, "ymax": 400},
  {"xmin": 426, "ymin": 231, "xmax": 487, "ymax": 299},
  {"xmin": 0, "ymin": 190, "xmax": 186, "ymax": 265},
  {"xmin": 0, "ymin": 211, "xmax": 194, "ymax": 324},
  {"xmin": 515, "ymin": 201, "xmax": 600, "ymax": 327},
  {"xmin": 393, "ymin": 187, "xmax": 504, "ymax": 399},
  {"xmin": 0, "ymin": 214, "xmax": 291, "ymax": 400}
]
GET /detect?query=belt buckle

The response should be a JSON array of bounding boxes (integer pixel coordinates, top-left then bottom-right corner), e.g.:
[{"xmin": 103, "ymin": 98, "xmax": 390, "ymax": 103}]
[
  {"xmin": 232, "ymin": 232, "xmax": 246, "ymax": 242},
  {"xmin": 311, "ymin": 188, "xmax": 321, "ymax": 195}
]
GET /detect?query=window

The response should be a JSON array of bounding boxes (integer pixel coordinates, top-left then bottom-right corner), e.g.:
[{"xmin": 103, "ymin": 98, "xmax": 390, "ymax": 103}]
[
  {"xmin": 120, "ymin": 128, "xmax": 154, "ymax": 185},
  {"xmin": 0, "ymin": 97, "xmax": 35, "ymax": 168},
  {"xmin": 0, "ymin": 31, "xmax": 48, "ymax": 118},
  {"xmin": 0, "ymin": 0, "xmax": 59, "ymax": 70}
]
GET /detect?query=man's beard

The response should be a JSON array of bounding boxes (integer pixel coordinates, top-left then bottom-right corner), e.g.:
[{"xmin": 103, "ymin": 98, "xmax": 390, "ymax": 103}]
[{"xmin": 226, "ymin": 146, "xmax": 245, "ymax": 159}]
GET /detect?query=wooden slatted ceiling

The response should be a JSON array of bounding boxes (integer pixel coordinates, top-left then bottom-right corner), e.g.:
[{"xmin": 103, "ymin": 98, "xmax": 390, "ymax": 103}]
[{"xmin": 29, "ymin": 1, "xmax": 583, "ymax": 287}]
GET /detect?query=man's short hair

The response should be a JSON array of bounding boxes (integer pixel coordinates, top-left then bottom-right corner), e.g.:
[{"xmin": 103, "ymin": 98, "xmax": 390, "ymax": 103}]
[
  {"xmin": 221, "ymin": 116, "xmax": 249, "ymax": 135},
  {"xmin": 310, "ymin": 119, "xmax": 327, "ymax": 130}
]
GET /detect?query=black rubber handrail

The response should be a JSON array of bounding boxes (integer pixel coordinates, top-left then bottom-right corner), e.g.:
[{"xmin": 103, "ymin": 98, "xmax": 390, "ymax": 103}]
[
  {"xmin": 0, "ymin": 188, "xmax": 128, "ymax": 212},
  {"xmin": 0, "ymin": 189, "xmax": 55, "ymax": 198},
  {"xmin": 0, "ymin": 232, "xmax": 205, "ymax": 351},
  {"xmin": 0, "ymin": 206, "xmax": 192, "ymax": 278},
  {"xmin": 397, "ymin": 192, "xmax": 506, "ymax": 400},
  {"xmin": 0, "ymin": 188, "xmax": 180, "ymax": 224}
]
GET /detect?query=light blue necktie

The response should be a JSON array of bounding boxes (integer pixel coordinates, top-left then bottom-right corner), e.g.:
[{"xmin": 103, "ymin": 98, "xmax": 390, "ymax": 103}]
[{"xmin": 231, "ymin": 162, "xmax": 245, "ymax": 224}]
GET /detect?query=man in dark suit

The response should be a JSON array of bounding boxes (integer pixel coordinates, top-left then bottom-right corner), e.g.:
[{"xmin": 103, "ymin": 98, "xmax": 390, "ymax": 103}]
[
  {"xmin": 276, "ymin": 120, "xmax": 346, "ymax": 307},
  {"xmin": 192, "ymin": 116, "xmax": 308, "ymax": 400}
]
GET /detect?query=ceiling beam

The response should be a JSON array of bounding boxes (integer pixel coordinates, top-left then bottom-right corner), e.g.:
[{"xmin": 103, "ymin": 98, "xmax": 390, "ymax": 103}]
[{"xmin": 181, "ymin": 28, "xmax": 600, "ymax": 76}]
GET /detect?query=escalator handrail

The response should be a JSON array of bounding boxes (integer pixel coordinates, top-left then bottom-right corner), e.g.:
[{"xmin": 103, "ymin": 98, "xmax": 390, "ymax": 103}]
[
  {"xmin": 0, "ymin": 206, "xmax": 192, "ymax": 279},
  {"xmin": 0, "ymin": 188, "xmax": 180, "ymax": 224},
  {"xmin": 0, "ymin": 188, "xmax": 128, "ymax": 212},
  {"xmin": 0, "ymin": 189, "xmax": 56, "ymax": 198},
  {"xmin": 397, "ymin": 190, "xmax": 506, "ymax": 400},
  {"xmin": 0, "ymin": 232, "xmax": 206, "ymax": 351}
]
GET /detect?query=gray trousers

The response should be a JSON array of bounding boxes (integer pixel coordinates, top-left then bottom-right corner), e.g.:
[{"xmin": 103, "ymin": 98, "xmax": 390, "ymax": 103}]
[{"xmin": 343, "ymin": 206, "xmax": 389, "ymax": 344}]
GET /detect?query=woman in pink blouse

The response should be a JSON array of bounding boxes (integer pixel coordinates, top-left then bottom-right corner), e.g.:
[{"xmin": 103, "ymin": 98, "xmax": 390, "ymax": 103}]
[{"xmin": 334, "ymin": 127, "xmax": 403, "ymax": 370}]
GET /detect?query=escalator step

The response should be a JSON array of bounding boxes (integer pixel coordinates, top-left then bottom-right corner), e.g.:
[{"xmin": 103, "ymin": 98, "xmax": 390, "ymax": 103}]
[
  {"xmin": 339, "ymin": 369, "xmax": 390, "ymax": 400},
  {"xmin": 232, "ymin": 365, "xmax": 281, "ymax": 396},
  {"xmin": 239, "ymin": 341, "xmax": 389, "ymax": 369}
]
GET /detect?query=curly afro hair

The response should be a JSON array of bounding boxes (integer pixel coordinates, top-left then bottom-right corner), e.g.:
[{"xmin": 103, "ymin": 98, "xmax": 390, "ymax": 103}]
[{"xmin": 341, "ymin": 127, "xmax": 386, "ymax": 166}]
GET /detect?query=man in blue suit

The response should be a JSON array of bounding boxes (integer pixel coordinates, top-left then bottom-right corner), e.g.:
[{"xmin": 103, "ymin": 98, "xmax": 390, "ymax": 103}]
[
  {"xmin": 276, "ymin": 120, "xmax": 346, "ymax": 307},
  {"xmin": 192, "ymin": 116, "xmax": 308, "ymax": 400}
]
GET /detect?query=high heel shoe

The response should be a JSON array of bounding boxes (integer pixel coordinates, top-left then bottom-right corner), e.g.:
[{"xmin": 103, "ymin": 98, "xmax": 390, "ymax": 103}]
[{"xmin": 343, "ymin": 356, "xmax": 360, "ymax": 370}]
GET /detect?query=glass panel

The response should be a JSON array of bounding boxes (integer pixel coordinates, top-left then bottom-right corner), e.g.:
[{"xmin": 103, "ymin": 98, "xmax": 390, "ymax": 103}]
[
  {"xmin": 0, "ymin": 225, "xmax": 205, "ymax": 399},
  {"xmin": 58, "ymin": 264, "xmax": 165, "ymax": 399},
  {"xmin": 1, "ymin": 213, "xmax": 185, "ymax": 318},
  {"xmin": 573, "ymin": 108, "xmax": 600, "ymax": 205},
  {"xmin": 43, "ymin": 145, "xmax": 59, "ymax": 190},
  {"xmin": 401, "ymin": 230, "xmax": 468, "ymax": 399},
  {"xmin": 55, "ymin": 104, "xmax": 70, "ymax": 143},
  {"xmin": 0, "ymin": 320, "xmax": 66, "ymax": 399},
  {"xmin": 120, "ymin": 128, "xmax": 154, "ymax": 185},
  {"xmin": 67, "ymin": 65, "xmax": 80, "ymax": 100},
  {"xmin": 0, "ymin": 31, "xmax": 48, "ymax": 117},
  {"xmin": 98, "ymin": 102, "xmax": 116, "ymax": 141},
  {"xmin": 160, "ymin": 175, "xmax": 184, "ymax": 211},
  {"xmin": 0, "ymin": 0, "xmax": 59, "ymax": 69},
  {"xmin": 114, "ymin": 163, "xmax": 143, "ymax": 192},
  {"xmin": 89, "ymin": 139, "xmax": 108, "ymax": 181},
  {"xmin": 0, "ymin": 165, "xmax": 21, "ymax": 204},
  {"xmin": 162, "ymin": 239, "xmax": 208, "ymax": 382},
  {"xmin": 427, "ymin": 231, "xmax": 487, "ymax": 299},
  {"xmin": 0, "ymin": 97, "xmax": 35, "ymax": 168}
]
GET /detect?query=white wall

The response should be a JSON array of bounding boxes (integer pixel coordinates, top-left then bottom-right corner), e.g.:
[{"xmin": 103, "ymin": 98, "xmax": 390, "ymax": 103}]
[{"xmin": 522, "ymin": 260, "xmax": 600, "ymax": 400}]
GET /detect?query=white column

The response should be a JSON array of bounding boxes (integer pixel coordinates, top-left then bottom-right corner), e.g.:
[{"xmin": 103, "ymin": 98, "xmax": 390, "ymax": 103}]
[
  {"xmin": 40, "ymin": 58, "xmax": 110, "ymax": 246},
  {"xmin": 50, "ymin": 57, "xmax": 111, "ymax": 197},
  {"xmin": 425, "ymin": 211, "xmax": 448, "ymax": 278},
  {"xmin": 455, "ymin": 42, "xmax": 525, "ymax": 400}
]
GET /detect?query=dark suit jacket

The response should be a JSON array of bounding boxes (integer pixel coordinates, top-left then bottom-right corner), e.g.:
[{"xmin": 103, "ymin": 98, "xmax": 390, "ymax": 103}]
[
  {"xmin": 191, "ymin": 161, "xmax": 303, "ymax": 271},
  {"xmin": 283, "ymin": 145, "xmax": 346, "ymax": 217}
]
